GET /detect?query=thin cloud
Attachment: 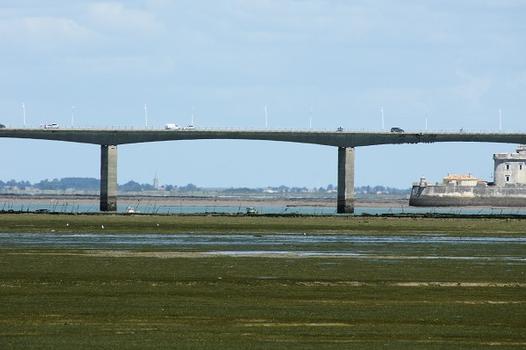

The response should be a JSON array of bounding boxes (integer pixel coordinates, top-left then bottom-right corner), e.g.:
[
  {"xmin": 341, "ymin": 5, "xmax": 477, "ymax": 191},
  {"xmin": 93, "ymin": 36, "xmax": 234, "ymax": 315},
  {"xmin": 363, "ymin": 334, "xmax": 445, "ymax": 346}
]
[
  {"xmin": 452, "ymin": 69, "xmax": 492, "ymax": 106},
  {"xmin": 0, "ymin": 16, "xmax": 94, "ymax": 45},
  {"xmin": 86, "ymin": 2, "xmax": 162, "ymax": 35}
]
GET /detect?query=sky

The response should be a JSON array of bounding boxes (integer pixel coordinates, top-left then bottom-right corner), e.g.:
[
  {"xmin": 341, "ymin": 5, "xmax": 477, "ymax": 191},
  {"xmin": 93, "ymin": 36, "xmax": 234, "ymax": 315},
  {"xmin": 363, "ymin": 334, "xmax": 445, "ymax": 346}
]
[{"xmin": 1, "ymin": 0, "xmax": 526, "ymax": 188}]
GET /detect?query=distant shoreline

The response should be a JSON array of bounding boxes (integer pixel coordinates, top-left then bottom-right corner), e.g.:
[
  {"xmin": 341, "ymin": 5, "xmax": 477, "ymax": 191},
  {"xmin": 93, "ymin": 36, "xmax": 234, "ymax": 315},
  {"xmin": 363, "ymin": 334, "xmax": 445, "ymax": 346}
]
[{"xmin": 0, "ymin": 193, "xmax": 409, "ymax": 209}]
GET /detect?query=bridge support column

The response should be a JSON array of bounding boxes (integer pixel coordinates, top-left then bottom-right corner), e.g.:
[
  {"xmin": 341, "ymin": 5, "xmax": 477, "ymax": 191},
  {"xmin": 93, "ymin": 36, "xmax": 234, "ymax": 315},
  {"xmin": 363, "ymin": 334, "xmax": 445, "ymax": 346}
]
[
  {"xmin": 337, "ymin": 147, "xmax": 354, "ymax": 214},
  {"xmin": 100, "ymin": 145, "xmax": 118, "ymax": 212}
]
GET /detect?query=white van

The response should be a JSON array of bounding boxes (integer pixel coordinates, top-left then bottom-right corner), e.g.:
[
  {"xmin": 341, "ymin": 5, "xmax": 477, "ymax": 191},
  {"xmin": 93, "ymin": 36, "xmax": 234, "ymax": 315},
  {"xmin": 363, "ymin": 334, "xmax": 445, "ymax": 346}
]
[{"xmin": 164, "ymin": 123, "xmax": 179, "ymax": 130}]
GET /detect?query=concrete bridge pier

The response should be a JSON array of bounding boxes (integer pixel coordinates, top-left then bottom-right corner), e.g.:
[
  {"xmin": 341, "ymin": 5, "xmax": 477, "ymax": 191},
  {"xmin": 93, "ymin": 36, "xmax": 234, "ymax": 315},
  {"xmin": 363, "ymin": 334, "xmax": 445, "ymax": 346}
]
[
  {"xmin": 337, "ymin": 147, "xmax": 355, "ymax": 214},
  {"xmin": 100, "ymin": 145, "xmax": 118, "ymax": 212}
]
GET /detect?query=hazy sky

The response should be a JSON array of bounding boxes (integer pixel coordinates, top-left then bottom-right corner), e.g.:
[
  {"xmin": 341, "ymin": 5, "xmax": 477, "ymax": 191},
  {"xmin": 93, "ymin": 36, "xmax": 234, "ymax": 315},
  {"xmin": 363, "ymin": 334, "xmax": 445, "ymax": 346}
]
[{"xmin": 1, "ymin": 0, "xmax": 525, "ymax": 187}]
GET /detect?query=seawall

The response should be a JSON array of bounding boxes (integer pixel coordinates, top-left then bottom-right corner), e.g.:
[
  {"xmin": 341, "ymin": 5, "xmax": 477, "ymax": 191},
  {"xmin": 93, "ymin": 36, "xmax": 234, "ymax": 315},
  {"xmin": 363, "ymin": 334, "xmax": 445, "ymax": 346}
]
[{"xmin": 409, "ymin": 184, "xmax": 526, "ymax": 207}]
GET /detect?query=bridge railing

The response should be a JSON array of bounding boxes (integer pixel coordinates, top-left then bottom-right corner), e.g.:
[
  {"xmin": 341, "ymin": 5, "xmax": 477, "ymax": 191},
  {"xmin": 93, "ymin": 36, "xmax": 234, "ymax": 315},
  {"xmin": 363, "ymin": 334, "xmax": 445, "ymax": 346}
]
[{"xmin": 1, "ymin": 125, "xmax": 522, "ymax": 134}]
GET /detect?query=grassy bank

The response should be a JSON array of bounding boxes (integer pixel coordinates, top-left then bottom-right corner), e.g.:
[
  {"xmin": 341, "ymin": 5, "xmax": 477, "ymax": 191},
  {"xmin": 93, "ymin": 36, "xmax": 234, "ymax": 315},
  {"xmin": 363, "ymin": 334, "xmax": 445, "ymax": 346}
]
[{"xmin": 1, "ymin": 213, "xmax": 526, "ymax": 235}]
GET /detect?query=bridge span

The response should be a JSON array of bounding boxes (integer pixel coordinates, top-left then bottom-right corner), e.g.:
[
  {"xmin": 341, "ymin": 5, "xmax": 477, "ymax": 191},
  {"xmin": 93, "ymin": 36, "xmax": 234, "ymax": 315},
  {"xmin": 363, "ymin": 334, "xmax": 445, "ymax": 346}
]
[{"xmin": 2, "ymin": 128, "xmax": 525, "ymax": 213}]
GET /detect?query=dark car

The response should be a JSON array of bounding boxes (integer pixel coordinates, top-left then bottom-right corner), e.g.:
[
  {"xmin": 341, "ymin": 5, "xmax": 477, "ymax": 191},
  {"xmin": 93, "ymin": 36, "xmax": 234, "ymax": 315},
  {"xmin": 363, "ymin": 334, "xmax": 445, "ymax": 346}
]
[
  {"xmin": 0, "ymin": 124, "xmax": 5, "ymax": 128},
  {"xmin": 337, "ymin": 126, "xmax": 344, "ymax": 132},
  {"xmin": 390, "ymin": 127, "xmax": 404, "ymax": 133}
]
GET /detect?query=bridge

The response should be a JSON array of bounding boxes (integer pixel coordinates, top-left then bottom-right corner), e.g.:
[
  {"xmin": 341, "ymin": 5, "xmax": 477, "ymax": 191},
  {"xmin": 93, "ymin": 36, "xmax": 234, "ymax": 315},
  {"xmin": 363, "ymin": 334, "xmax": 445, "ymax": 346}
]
[{"xmin": 2, "ymin": 127, "xmax": 525, "ymax": 213}]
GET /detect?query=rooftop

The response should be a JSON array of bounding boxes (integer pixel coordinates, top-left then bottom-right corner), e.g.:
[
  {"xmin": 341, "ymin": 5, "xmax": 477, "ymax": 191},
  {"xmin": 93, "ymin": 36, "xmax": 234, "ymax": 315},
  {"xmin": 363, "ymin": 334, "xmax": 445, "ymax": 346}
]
[{"xmin": 443, "ymin": 174, "xmax": 479, "ymax": 181}]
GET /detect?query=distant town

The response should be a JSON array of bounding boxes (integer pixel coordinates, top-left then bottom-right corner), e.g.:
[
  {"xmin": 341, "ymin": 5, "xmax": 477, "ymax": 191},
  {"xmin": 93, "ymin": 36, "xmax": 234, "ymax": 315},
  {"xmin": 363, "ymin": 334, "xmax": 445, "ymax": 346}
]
[{"xmin": 0, "ymin": 177, "xmax": 410, "ymax": 197}]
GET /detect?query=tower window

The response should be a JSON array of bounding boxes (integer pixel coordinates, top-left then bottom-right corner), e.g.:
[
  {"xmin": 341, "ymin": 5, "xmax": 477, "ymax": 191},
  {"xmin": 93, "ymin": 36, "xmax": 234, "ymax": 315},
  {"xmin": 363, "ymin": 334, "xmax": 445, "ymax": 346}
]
[
  {"xmin": 506, "ymin": 176, "xmax": 510, "ymax": 182},
  {"xmin": 506, "ymin": 164, "xmax": 510, "ymax": 170}
]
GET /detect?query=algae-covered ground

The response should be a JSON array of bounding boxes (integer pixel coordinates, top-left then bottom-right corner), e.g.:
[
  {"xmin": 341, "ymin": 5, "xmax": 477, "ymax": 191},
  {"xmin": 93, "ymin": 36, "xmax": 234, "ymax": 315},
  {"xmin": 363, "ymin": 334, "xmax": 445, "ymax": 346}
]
[
  {"xmin": 1, "ymin": 213, "xmax": 526, "ymax": 235},
  {"xmin": 0, "ymin": 214, "xmax": 525, "ymax": 349}
]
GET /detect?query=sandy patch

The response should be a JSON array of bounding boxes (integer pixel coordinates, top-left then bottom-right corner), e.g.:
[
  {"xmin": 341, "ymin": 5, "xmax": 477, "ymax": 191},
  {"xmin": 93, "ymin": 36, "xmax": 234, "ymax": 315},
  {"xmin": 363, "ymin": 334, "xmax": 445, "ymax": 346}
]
[
  {"xmin": 394, "ymin": 282, "xmax": 526, "ymax": 287},
  {"xmin": 242, "ymin": 322, "xmax": 352, "ymax": 327},
  {"xmin": 8, "ymin": 250, "xmax": 526, "ymax": 264}
]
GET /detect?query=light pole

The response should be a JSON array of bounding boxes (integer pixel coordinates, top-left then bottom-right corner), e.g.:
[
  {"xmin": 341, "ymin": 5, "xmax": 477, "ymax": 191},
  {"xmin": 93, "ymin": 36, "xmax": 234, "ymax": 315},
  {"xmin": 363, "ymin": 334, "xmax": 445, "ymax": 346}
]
[
  {"xmin": 71, "ymin": 106, "xmax": 75, "ymax": 127},
  {"xmin": 144, "ymin": 104, "xmax": 148, "ymax": 128},
  {"xmin": 22, "ymin": 103, "xmax": 26, "ymax": 127}
]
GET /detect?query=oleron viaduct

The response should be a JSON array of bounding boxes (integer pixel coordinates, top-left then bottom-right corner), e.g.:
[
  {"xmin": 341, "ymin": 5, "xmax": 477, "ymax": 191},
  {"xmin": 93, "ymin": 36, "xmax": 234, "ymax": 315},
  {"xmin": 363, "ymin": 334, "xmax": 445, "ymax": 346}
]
[{"xmin": 2, "ymin": 128, "xmax": 525, "ymax": 213}]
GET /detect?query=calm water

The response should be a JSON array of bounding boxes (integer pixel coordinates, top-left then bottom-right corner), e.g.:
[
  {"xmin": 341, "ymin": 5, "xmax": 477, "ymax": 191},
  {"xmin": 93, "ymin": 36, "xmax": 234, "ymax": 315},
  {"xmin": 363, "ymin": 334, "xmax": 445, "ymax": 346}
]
[
  {"xmin": 2, "ymin": 233, "xmax": 526, "ymax": 247},
  {"xmin": 2, "ymin": 201, "xmax": 526, "ymax": 216},
  {"xmin": 1, "ymin": 233, "xmax": 525, "ymax": 262}
]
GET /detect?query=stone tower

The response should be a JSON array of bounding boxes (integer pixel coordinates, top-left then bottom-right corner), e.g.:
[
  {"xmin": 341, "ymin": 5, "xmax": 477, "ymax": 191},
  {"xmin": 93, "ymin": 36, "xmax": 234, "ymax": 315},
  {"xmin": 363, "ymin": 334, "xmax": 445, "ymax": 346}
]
[{"xmin": 493, "ymin": 145, "xmax": 526, "ymax": 186}]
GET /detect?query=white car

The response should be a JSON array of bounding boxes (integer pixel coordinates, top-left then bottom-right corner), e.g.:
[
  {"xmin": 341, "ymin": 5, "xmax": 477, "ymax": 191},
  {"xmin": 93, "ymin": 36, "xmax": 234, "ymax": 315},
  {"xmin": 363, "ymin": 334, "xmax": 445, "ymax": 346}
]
[
  {"xmin": 164, "ymin": 123, "xmax": 180, "ymax": 130},
  {"xmin": 43, "ymin": 123, "xmax": 59, "ymax": 129}
]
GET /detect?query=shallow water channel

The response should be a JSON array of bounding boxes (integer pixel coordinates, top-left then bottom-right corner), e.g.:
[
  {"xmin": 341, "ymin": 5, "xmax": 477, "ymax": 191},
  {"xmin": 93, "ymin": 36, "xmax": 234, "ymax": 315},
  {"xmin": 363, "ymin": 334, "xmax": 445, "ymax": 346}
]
[{"xmin": 1, "ymin": 233, "xmax": 525, "ymax": 262}]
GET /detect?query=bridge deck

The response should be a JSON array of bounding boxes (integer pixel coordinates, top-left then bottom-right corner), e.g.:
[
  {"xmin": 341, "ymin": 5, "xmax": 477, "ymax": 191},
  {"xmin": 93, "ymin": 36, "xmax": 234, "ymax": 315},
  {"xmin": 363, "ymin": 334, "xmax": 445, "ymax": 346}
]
[{"xmin": 1, "ymin": 128, "xmax": 525, "ymax": 147}]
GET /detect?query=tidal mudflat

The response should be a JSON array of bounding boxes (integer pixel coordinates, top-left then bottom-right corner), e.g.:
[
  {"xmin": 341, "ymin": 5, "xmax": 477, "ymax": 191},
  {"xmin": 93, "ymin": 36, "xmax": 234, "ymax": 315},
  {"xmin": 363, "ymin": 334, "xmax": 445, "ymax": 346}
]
[
  {"xmin": 2, "ymin": 213, "xmax": 526, "ymax": 235},
  {"xmin": 1, "ymin": 223, "xmax": 525, "ymax": 349}
]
